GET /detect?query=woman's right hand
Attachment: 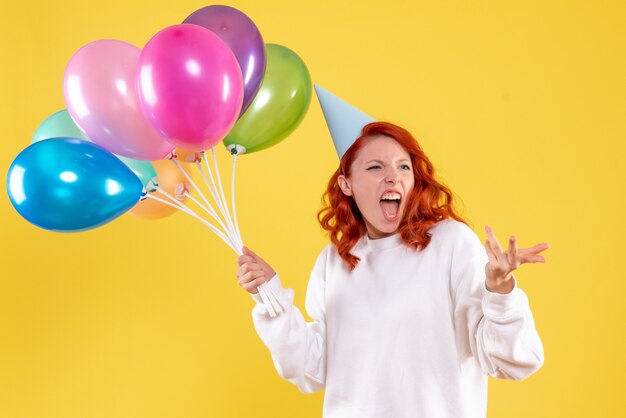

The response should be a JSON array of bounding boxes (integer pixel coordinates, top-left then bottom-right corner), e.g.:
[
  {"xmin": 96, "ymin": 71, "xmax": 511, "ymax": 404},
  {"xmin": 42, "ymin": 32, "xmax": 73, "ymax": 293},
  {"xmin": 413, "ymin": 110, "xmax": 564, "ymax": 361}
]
[{"xmin": 236, "ymin": 247, "xmax": 276, "ymax": 294}]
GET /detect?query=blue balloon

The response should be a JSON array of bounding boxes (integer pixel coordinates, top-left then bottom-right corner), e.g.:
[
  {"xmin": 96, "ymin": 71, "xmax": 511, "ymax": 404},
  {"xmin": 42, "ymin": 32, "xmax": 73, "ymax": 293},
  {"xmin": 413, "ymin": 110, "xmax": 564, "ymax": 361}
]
[{"xmin": 7, "ymin": 138, "xmax": 143, "ymax": 232}]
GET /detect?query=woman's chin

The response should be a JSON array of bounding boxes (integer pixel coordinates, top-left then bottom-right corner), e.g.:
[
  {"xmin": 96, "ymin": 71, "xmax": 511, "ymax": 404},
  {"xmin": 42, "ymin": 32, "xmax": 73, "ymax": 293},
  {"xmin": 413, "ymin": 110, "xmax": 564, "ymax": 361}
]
[{"xmin": 366, "ymin": 219, "xmax": 401, "ymax": 239}]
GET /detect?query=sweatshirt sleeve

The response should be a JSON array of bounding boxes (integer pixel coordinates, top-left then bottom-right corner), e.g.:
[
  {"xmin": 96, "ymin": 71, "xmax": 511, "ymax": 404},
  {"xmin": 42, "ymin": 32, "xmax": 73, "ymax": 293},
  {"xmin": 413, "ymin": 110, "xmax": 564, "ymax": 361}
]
[
  {"xmin": 450, "ymin": 224, "xmax": 544, "ymax": 381},
  {"xmin": 250, "ymin": 250, "xmax": 328, "ymax": 393}
]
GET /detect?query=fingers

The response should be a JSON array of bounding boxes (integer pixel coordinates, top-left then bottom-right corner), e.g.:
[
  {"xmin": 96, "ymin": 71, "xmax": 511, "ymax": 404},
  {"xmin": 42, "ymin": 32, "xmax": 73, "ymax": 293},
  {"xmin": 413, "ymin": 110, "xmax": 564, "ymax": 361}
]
[
  {"xmin": 240, "ymin": 247, "xmax": 275, "ymax": 272},
  {"xmin": 237, "ymin": 254, "xmax": 254, "ymax": 266},
  {"xmin": 239, "ymin": 246, "xmax": 257, "ymax": 264},
  {"xmin": 236, "ymin": 247, "xmax": 276, "ymax": 295},
  {"xmin": 241, "ymin": 276, "xmax": 268, "ymax": 294},
  {"xmin": 485, "ymin": 227, "xmax": 550, "ymax": 285},
  {"xmin": 237, "ymin": 269, "xmax": 268, "ymax": 294},
  {"xmin": 508, "ymin": 236, "xmax": 518, "ymax": 268},
  {"xmin": 243, "ymin": 246, "xmax": 259, "ymax": 258},
  {"xmin": 240, "ymin": 247, "xmax": 260, "ymax": 265},
  {"xmin": 526, "ymin": 243, "xmax": 551, "ymax": 253},
  {"xmin": 485, "ymin": 227, "xmax": 518, "ymax": 280},
  {"xmin": 485, "ymin": 238, "xmax": 510, "ymax": 280},
  {"xmin": 517, "ymin": 243, "xmax": 550, "ymax": 264},
  {"xmin": 528, "ymin": 254, "xmax": 546, "ymax": 263},
  {"xmin": 485, "ymin": 239, "xmax": 498, "ymax": 264},
  {"xmin": 237, "ymin": 262, "xmax": 262, "ymax": 278},
  {"xmin": 518, "ymin": 250, "xmax": 548, "ymax": 263},
  {"xmin": 238, "ymin": 269, "xmax": 265, "ymax": 285},
  {"xmin": 485, "ymin": 225, "xmax": 505, "ymax": 259}
]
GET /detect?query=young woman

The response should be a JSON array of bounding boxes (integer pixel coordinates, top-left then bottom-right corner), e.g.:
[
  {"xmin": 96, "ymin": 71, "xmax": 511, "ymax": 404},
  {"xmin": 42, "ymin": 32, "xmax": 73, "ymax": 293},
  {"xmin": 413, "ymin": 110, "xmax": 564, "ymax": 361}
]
[{"xmin": 236, "ymin": 121, "xmax": 548, "ymax": 418}]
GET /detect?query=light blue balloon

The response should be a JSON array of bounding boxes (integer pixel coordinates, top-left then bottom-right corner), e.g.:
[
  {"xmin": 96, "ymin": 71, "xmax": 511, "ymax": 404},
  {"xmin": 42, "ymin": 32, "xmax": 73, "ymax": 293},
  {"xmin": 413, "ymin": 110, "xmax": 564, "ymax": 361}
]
[
  {"xmin": 116, "ymin": 156, "xmax": 157, "ymax": 192},
  {"xmin": 7, "ymin": 138, "xmax": 143, "ymax": 232},
  {"xmin": 32, "ymin": 109, "xmax": 157, "ymax": 190},
  {"xmin": 32, "ymin": 109, "xmax": 89, "ymax": 142}
]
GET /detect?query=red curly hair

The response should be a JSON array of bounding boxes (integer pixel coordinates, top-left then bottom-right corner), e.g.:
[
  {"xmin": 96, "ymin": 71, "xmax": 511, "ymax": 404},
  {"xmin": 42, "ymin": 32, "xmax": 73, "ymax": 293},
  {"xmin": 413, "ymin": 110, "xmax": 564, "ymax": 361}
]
[{"xmin": 317, "ymin": 121, "xmax": 466, "ymax": 269}]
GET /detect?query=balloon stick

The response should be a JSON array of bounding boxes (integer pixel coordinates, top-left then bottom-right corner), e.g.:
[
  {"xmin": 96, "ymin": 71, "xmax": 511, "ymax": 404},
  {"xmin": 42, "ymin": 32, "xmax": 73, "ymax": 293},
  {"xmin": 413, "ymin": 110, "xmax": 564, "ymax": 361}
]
[
  {"xmin": 227, "ymin": 150, "xmax": 283, "ymax": 316},
  {"xmin": 211, "ymin": 148, "xmax": 243, "ymax": 250},
  {"xmin": 171, "ymin": 158, "xmax": 230, "ymax": 234},
  {"xmin": 231, "ymin": 153, "xmax": 242, "ymax": 240},
  {"xmin": 200, "ymin": 153, "xmax": 242, "ymax": 249},
  {"xmin": 146, "ymin": 192, "xmax": 236, "ymax": 252},
  {"xmin": 182, "ymin": 191, "xmax": 230, "ymax": 234}
]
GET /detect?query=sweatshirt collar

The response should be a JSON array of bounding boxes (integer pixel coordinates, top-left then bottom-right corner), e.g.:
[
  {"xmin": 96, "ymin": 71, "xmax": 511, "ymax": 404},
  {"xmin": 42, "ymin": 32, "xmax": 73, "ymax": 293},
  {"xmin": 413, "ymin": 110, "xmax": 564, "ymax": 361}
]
[{"xmin": 363, "ymin": 232, "xmax": 404, "ymax": 251}]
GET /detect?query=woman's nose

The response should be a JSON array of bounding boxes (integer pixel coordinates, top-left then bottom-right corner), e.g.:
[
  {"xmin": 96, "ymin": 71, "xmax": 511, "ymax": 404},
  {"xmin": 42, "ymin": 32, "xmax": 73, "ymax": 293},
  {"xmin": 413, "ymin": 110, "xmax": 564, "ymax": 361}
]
[{"xmin": 385, "ymin": 170, "xmax": 399, "ymax": 184}]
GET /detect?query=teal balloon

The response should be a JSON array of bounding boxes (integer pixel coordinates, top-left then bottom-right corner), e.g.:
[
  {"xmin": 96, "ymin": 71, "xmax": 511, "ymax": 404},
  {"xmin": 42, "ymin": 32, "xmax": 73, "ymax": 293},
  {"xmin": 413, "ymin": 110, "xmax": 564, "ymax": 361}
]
[
  {"xmin": 116, "ymin": 156, "xmax": 157, "ymax": 191},
  {"xmin": 32, "ymin": 109, "xmax": 157, "ymax": 190},
  {"xmin": 7, "ymin": 138, "xmax": 143, "ymax": 232},
  {"xmin": 32, "ymin": 109, "xmax": 89, "ymax": 142}
]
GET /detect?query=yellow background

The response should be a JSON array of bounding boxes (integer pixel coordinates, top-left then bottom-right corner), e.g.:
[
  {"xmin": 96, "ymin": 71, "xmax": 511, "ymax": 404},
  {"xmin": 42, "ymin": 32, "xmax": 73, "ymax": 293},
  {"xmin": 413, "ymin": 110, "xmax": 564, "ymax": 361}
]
[{"xmin": 1, "ymin": 0, "xmax": 624, "ymax": 417}]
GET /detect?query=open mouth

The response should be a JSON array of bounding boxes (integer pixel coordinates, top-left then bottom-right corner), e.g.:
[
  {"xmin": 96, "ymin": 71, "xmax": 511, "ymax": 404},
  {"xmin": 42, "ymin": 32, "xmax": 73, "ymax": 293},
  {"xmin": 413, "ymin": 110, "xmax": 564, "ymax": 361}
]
[{"xmin": 380, "ymin": 191, "xmax": 401, "ymax": 221}]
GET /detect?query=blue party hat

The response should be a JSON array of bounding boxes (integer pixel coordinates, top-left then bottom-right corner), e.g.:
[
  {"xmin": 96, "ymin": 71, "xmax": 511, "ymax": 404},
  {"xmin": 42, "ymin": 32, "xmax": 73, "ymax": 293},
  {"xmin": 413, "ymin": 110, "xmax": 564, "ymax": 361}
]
[{"xmin": 314, "ymin": 85, "xmax": 376, "ymax": 159}]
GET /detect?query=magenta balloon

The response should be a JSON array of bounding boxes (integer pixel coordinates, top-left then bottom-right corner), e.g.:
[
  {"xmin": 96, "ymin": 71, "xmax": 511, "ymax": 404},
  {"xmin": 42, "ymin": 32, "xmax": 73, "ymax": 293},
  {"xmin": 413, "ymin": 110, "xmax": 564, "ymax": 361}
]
[
  {"xmin": 183, "ymin": 5, "xmax": 265, "ymax": 117},
  {"xmin": 63, "ymin": 40, "xmax": 174, "ymax": 160},
  {"xmin": 137, "ymin": 24, "xmax": 244, "ymax": 151}
]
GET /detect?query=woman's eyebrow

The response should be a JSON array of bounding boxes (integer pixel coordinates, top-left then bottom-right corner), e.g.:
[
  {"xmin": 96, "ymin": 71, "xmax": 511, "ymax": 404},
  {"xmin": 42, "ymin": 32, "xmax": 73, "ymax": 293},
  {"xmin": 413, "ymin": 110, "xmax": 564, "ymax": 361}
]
[{"xmin": 363, "ymin": 158, "xmax": 411, "ymax": 164}]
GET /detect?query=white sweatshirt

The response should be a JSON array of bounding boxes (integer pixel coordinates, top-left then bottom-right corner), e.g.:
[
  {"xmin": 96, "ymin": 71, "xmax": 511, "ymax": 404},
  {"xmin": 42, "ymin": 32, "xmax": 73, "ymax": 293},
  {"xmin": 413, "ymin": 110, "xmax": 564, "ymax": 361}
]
[{"xmin": 251, "ymin": 220, "xmax": 544, "ymax": 418}]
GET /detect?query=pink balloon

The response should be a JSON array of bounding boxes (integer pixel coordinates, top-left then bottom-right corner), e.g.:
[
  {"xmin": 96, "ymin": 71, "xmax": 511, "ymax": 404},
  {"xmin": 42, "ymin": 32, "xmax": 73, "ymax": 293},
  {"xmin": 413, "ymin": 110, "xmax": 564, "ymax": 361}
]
[
  {"xmin": 63, "ymin": 40, "xmax": 174, "ymax": 160},
  {"xmin": 137, "ymin": 24, "xmax": 244, "ymax": 151}
]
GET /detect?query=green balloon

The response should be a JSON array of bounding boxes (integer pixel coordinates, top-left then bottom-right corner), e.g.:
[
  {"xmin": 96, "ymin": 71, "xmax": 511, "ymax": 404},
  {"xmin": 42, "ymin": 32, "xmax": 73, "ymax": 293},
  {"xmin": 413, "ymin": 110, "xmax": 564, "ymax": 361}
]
[
  {"xmin": 116, "ymin": 156, "xmax": 157, "ymax": 191},
  {"xmin": 32, "ymin": 109, "xmax": 156, "ymax": 190},
  {"xmin": 32, "ymin": 109, "xmax": 89, "ymax": 142},
  {"xmin": 223, "ymin": 44, "xmax": 312, "ymax": 154}
]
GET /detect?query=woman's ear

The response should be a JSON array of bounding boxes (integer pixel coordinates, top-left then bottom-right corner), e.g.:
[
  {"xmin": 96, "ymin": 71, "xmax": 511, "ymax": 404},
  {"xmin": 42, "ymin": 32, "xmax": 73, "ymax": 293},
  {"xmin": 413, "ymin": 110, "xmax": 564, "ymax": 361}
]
[{"xmin": 338, "ymin": 174, "xmax": 353, "ymax": 196}]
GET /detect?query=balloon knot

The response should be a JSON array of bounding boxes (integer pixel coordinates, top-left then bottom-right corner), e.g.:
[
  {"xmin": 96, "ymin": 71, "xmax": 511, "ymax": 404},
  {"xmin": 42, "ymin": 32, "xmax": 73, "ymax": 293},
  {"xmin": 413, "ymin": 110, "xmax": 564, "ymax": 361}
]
[{"xmin": 226, "ymin": 144, "xmax": 245, "ymax": 155}]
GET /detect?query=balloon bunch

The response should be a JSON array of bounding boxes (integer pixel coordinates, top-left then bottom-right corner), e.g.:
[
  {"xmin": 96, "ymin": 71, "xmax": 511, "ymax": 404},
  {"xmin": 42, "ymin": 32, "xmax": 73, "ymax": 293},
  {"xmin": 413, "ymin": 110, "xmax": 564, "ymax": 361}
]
[{"xmin": 6, "ymin": 5, "xmax": 312, "ymax": 317}]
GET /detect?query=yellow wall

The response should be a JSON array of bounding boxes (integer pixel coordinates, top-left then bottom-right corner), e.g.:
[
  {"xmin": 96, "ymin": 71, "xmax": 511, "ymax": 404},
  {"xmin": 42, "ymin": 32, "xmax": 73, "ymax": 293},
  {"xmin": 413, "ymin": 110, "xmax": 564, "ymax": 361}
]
[{"xmin": 1, "ymin": 0, "xmax": 624, "ymax": 416}]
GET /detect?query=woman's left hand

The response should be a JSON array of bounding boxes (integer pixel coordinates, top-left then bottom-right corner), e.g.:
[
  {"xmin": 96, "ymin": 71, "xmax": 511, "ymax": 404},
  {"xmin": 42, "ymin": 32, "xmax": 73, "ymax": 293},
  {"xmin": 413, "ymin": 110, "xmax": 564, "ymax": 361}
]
[{"xmin": 484, "ymin": 225, "xmax": 550, "ymax": 294}]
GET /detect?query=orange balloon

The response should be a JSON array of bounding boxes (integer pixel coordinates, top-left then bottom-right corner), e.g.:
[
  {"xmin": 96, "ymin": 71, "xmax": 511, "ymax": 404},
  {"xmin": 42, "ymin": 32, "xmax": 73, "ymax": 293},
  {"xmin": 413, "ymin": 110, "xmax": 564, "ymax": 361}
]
[
  {"xmin": 174, "ymin": 148, "xmax": 203, "ymax": 163},
  {"xmin": 129, "ymin": 160, "xmax": 192, "ymax": 220}
]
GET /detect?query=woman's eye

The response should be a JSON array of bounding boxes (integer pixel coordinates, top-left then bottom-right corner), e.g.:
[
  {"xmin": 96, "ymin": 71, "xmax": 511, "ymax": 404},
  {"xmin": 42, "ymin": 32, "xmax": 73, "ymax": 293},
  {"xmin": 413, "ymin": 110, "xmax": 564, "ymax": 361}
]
[
  {"xmin": 366, "ymin": 165, "xmax": 382, "ymax": 170},
  {"xmin": 400, "ymin": 164, "xmax": 411, "ymax": 170}
]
